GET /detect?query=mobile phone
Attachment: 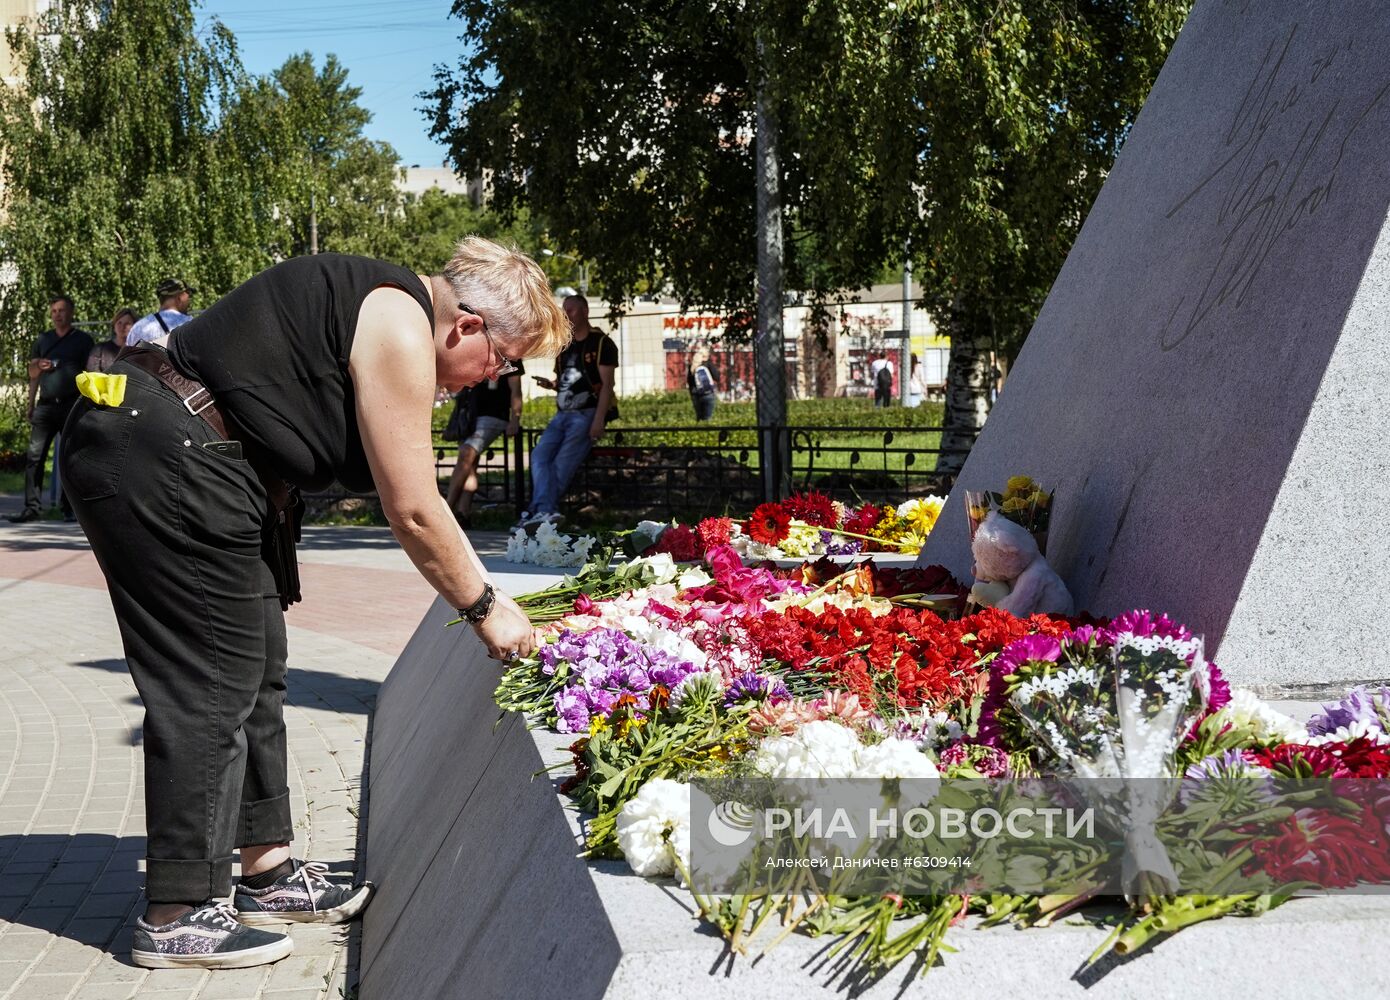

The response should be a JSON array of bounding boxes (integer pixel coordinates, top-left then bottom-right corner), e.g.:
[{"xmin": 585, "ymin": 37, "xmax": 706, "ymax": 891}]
[{"xmin": 203, "ymin": 440, "xmax": 244, "ymax": 461}]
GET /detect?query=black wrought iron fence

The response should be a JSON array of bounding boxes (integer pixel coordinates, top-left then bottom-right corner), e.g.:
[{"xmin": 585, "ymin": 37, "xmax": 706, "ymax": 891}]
[{"xmin": 304, "ymin": 423, "xmax": 974, "ymax": 520}]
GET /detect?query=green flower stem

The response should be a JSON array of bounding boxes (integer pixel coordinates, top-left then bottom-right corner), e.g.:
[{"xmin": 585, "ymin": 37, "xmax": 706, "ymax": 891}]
[{"xmin": 1114, "ymin": 895, "xmax": 1257, "ymax": 954}]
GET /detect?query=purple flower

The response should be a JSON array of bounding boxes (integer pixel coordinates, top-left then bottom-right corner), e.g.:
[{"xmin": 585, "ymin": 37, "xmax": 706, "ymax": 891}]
[
  {"xmin": 1107, "ymin": 610, "xmax": 1192, "ymax": 642},
  {"xmin": 544, "ymin": 625, "xmax": 703, "ymax": 729},
  {"xmin": 939, "ymin": 742, "xmax": 1009, "ymax": 778},
  {"xmin": 820, "ymin": 529, "xmax": 862, "ymax": 556},
  {"xmin": 1306, "ymin": 686, "xmax": 1390, "ymax": 739},
  {"xmin": 723, "ymin": 670, "xmax": 790, "ymax": 707},
  {"xmin": 1179, "ymin": 749, "xmax": 1274, "ymax": 805},
  {"xmin": 553, "ymin": 688, "xmax": 591, "ymax": 734}
]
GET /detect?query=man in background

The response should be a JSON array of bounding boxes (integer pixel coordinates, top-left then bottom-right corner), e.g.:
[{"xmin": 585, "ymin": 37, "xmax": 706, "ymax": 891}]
[
  {"xmin": 521, "ymin": 295, "xmax": 616, "ymax": 526},
  {"xmin": 871, "ymin": 352, "xmax": 894, "ymax": 407},
  {"xmin": 8, "ymin": 295, "xmax": 93, "ymax": 523},
  {"xmin": 127, "ymin": 277, "xmax": 195, "ymax": 346}
]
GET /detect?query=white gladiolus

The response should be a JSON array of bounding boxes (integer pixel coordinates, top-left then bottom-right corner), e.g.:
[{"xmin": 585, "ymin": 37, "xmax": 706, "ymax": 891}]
[
  {"xmin": 504, "ymin": 522, "xmax": 596, "ymax": 567},
  {"xmin": 616, "ymin": 778, "xmax": 692, "ymax": 877},
  {"xmin": 677, "ymin": 565, "xmax": 713, "ymax": 590}
]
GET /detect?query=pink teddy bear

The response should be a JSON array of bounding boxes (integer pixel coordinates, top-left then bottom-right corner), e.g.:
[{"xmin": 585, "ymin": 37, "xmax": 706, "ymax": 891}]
[{"xmin": 969, "ymin": 511, "xmax": 1073, "ymax": 617}]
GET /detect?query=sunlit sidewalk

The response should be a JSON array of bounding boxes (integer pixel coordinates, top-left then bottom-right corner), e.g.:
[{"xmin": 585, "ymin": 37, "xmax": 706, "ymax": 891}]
[{"xmin": 0, "ymin": 504, "xmax": 518, "ymax": 1000}]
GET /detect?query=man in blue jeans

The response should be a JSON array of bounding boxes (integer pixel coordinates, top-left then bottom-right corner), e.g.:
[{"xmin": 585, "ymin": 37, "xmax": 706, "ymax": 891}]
[{"xmin": 522, "ymin": 295, "xmax": 618, "ymax": 526}]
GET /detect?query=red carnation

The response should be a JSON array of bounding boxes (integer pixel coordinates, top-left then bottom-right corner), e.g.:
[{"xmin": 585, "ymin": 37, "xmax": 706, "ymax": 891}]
[
  {"xmin": 747, "ymin": 502, "xmax": 792, "ymax": 546},
  {"xmin": 696, "ymin": 516, "xmax": 733, "ymax": 552},
  {"xmin": 652, "ymin": 523, "xmax": 702, "ymax": 561},
  {"xmin": 783, "ymin": 490, "xmax": 839, "ymax": 528},
  {"xmin": 843, "ymin": 503, "xmax": 883, "ymax": 536}
]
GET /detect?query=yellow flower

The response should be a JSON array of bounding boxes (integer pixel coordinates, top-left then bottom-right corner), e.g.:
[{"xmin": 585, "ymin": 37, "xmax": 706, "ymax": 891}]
[
  {"xmin": 1005, "ymin": 475, "xmax": 1035, "ymax": 496},
  {"xmin": 1028, "ymin": 490, "xmax": 1051, "ymax": 509},
  {"xmin": 588, "ymin": 716, "xmax": 609, "ymax": 736},
  {"xmin": 1001, "ymin": 496, "xmax": 1029, "ymax": 513}
]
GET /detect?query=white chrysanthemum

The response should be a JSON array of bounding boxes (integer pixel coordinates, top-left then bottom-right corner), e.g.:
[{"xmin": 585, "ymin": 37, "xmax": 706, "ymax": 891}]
[
  {"xmin": 505, "ymin": 529, "xmax": 528, "ymax": 562},
  {"xmin": 1306, "ymin": 719, "xmax": 1390, "ymax": 747},
  {"xmin": 854, "ymin": 738, "xmax": 940, "ymax": 780},
  {"xmin": 616, "ymin": 778, "xmax": 691, "ymax": 877},
  {"xmin": 752, "ymin": 720, "xmax": 861, "ymax": 780},
  {"xmin": 1213, "ymin": 689, "xmax": 1306, "ymax": 744}
]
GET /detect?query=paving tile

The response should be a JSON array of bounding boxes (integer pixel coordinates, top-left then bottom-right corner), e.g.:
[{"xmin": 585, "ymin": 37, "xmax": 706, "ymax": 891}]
[
  {"xmin": 186, "ymin": 966, "xmax": 270, "ymax": 999},
  {"xmin": 141, "ymin": 968, "xmax": 210, "ymax": 990},
  {"xmin": 0, "ymin": 931, "xmax": 50, "ymax": 961},
  {"xmin": 64, "ymin": 916, "xmax": 125, "ymax": 947},
  {"xmin": 9, "ymin": 972, "xmax": 86, "ymax": 998},
  {"xmin": 74, "ymin": 894, "xmax": 137, "ymax": 920},
  {"xmin": 15, "ymin": 906, "xmax": 73, "ymax": 932},
  {"xmin": 71, "ymin": 983, "xmax": 141, "ymax": 1000}
]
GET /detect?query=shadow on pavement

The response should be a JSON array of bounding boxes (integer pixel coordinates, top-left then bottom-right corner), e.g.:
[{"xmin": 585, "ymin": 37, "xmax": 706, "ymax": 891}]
[
  {"xmin": 0, "ymin": 832, "xmax": 147, "ymax": 963},
  {"xmin": 73, "ymin": 658, "xmax": 380, "ymax": 717}
]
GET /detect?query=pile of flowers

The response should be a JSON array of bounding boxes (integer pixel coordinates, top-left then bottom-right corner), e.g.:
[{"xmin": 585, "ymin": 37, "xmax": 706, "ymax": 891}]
[
  {"xmin": 632, "ymin": 490, "xmax": 947, "ymax": 563},
  {"xmin": 487, "ymin": 539, "xmax": 1390, "ymax": 981},
  {"xmin": 505, "ymin": 521, "xmax": 598, "ymax": 567}
]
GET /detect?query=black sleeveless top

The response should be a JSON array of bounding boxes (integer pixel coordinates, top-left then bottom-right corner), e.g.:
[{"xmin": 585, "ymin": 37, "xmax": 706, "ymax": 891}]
[{"xmin": 167, "ymin": 254, "xmax": 434, "ymax": 492}]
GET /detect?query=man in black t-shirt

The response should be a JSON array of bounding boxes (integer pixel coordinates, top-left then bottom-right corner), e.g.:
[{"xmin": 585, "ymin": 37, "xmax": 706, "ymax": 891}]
[
  {"xmin": 9, "ymin": 295, "xmax": 94, "ymax": 523},
  {"xmin": 522, "ymin": 295, "xmax": 618, "ymax": 525},
  {"xmin": 446, "ymin": 361, "xmax": 524, "ymax": 526}
]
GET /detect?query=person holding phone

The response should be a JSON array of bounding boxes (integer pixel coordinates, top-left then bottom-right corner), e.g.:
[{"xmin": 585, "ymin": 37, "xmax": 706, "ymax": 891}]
[
  {"xmin": 518, "ymin": 294, "xmax": 617, "ymax": 527},
  {"xmin": 58, "ymin": 239, "xmax": 569, "ymax": 970}
]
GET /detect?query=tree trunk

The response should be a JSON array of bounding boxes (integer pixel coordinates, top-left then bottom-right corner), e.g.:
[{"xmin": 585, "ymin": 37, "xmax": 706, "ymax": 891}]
[
  {"xmin": 754, "ymin": 40, "xmax": 789, "ymax": 501},
  {"xmin": 934, "ymin": 300, "xmax": 991, "ymax": 474}
]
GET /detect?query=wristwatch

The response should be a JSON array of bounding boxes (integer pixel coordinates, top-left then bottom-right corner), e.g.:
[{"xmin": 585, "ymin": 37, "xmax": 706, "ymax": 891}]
[{"xmin": 457, "ymin": 583, "xmax": 497, "ymax": 626}]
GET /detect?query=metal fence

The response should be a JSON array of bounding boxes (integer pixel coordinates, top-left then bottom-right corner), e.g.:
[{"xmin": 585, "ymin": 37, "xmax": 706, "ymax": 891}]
[{"xmin": 304, "ymin": 422, "xmax": 973, "ymax": 520}]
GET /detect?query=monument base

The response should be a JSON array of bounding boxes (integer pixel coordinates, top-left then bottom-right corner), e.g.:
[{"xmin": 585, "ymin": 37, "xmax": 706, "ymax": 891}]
[{"xmin": 359, "ymin": 598, "xmax": 1389, "ymax": 999}]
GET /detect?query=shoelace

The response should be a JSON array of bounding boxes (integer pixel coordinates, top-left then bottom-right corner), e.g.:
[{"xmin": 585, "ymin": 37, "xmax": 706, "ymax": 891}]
[
  {"xmin": 190, "ymin": 901, "xmax": 241, "ymax": 932},
  {"xmin": 287, "ymin": 860, "xmax": 333, "ymax": 914}
]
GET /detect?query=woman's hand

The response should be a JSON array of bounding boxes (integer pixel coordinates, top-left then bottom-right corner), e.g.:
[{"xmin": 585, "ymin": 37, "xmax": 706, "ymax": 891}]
[{"xmin": 473, "ymin": 591, "xmax": 537, "ymax": 661}]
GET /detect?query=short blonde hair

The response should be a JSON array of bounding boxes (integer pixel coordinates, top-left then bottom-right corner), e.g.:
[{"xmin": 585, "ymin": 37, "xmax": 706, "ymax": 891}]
[{"xmin": 440, "ymin": 236, "xmax": 570, "ymax": 359}]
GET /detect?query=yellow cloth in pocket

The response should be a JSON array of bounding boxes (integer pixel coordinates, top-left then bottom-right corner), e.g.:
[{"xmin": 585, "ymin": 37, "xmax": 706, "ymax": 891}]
[{"xmin": 76, "ymin": 372, "xmax": 127, "ymax": 407}]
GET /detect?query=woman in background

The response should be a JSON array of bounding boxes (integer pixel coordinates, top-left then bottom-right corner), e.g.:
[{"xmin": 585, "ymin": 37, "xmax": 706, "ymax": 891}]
[
  {"xmin": 87, "ymin": 307, "xmax": 137, "ymax": 372},
  {"xmin": 686, "ymin": 346, "xmax": 717, "ymax": 421}
]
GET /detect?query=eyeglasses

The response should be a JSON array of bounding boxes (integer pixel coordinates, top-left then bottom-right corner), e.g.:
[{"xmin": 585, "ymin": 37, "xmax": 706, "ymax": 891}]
[{"xmin": 459, "ymin": 302, "xmax": 518, "ymax": 377}]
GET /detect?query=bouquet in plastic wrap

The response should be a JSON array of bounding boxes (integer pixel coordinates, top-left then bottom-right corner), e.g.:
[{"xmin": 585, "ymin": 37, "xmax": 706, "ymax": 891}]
[
  {"xmin": 965, "ymin": 474, "xmax": 1053, "ymax": 553},
  {"xmin": 1005, "ymin": 615, "xmax": 1211, "ymax": 898}
]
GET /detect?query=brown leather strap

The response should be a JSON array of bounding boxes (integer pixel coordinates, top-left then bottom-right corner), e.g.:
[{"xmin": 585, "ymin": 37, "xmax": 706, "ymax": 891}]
[{"xmin": 118, "ymin": 346, "xmax": 228, "ymax": 441}]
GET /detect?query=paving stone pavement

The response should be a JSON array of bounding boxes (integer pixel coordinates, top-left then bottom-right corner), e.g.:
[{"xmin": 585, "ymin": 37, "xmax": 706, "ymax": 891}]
[{"xmin": 0, "ymin": 500, "xmax": 519, "ymax": 1000}]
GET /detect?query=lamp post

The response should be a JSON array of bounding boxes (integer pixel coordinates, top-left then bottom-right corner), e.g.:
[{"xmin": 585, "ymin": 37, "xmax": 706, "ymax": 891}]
[{"xmin": 540, "ymin": 249, "xmax": 589, "ymax": 296}]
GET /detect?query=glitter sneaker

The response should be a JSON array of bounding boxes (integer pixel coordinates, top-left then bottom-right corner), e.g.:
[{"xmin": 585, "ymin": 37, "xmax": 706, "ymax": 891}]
[
  {"xmin": 233, "ymin": 860, "xmax": 374, "ymax": 925},
  {"xmin": 131, "ymin": 901, "xmax": 293, "ymax": 969}
]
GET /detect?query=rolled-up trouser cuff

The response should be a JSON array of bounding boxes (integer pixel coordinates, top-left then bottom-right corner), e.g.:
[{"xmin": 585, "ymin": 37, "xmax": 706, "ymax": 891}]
[
  {"xmin": 146, "ymin": 854, "xmax": 236, "ymax": 904},
  {"xmin": 237, "ymin": 790, "xmax": 293, "ymax": 848}
]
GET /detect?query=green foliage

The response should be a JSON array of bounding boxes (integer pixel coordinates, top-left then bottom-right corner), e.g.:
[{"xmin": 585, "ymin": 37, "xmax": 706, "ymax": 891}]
[
  {"xmin": 0, "ymin": 3, "xmax": 411, "ymax": 408},
  {"xmin": 225, "ymin": 52, "xmax": 404, "ymax": 260},
  {"xmin": 0, "ymin": 1, "xmax": 268, "ymax": 362},
  {"xmin": 429, "ymin": 0, "xmax": 1190, "ymax": 354}
]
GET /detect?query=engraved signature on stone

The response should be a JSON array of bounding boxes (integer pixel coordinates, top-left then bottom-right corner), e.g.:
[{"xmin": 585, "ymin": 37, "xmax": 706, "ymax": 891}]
[{"xmin": 1159, "ymin": 24, "xmax": 1389, "ymax": 351}]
